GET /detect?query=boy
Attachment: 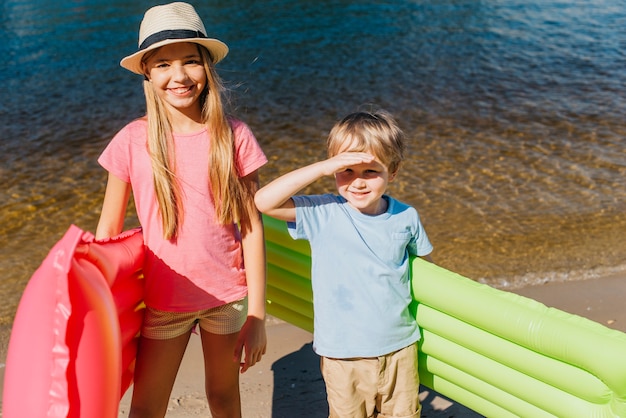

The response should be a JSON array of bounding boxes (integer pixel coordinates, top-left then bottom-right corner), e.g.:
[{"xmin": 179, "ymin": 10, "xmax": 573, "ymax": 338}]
[{"xmin": 255, "ymin": 110, "xmax": 433, "ymax": 417}]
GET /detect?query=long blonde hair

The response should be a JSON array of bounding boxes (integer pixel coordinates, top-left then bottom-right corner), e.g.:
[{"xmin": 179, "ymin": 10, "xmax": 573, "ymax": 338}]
[{"xmin": 143, "ymin": 45, "xmax": 252, "ymax": 239}]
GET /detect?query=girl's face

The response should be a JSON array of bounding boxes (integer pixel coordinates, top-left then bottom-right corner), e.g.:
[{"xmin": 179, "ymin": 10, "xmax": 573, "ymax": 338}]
[
  {"xmin": 143, "ymin": 42, "xmax": 207, "ymax": 118},
  {"xmin": 334, "ymin": 155, "xmax": 396, "ymax": 216}
]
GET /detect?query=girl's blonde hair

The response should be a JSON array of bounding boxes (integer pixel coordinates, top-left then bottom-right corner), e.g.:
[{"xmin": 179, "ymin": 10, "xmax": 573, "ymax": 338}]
[
  {"xmin": 143, "ymin": 45, "xmax": 253, "ymax": 239},
  {"xmin": 327, "ymin": 110, "xmax": 405, "ymax": 174}
]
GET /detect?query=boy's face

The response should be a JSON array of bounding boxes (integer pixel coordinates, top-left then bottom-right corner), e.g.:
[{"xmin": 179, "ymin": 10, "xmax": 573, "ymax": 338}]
[{"xmin": 334, "ymin": 156, "xmax": 396, "ymax": 216}]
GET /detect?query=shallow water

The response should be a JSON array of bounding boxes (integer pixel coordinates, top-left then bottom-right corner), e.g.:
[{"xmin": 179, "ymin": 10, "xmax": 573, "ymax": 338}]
[{"xmin": 1, "ymin": 0, "xmax": 625, "ymax": 357}]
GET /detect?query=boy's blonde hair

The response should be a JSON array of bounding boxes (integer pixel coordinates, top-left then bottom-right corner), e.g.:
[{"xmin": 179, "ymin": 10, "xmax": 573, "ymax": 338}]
[
  {"xmin": 143, "ymin": 45, "xmax": 254, "ymax": 239},
  {"xmin": 327, "ymin": 110, "xmax": 405, "ymax": 174}
]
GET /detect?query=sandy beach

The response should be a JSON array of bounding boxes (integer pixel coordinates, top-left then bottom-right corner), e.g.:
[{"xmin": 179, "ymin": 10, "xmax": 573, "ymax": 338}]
[
  {"xmin": 1, "ymin": 272, "xmax": 624, "ymax": 417},
  {"xmin": 115, "ymin": 272, "xmax": 626, "ymax": 417},
  {"xmin": 115, "ymin": 318, "xmax": 484, "ymax": 418}
]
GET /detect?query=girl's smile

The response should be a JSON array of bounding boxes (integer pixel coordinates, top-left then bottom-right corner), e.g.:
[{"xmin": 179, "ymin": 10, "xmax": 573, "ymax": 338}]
[{"xmin": 169, "ymin": 86, "xmax": 195, "ymax": 96}]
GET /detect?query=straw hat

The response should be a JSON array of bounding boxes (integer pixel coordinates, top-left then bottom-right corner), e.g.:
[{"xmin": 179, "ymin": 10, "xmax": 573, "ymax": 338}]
[{"xmin": 120, "ymin": 2, "xmax": 229, "ymax": 74}]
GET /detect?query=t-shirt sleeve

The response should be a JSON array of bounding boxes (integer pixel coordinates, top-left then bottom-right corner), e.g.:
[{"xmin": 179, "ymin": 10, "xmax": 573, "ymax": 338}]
[
  {"xmin": 97, "ymin": 123, "xmax": 135, "ymax": 183},
  {"xmin": 287, "ymin": 194, "xmax": 337, "ymax": 240},
  {"xmin": 231, "ymin": 118, "xmax": 267, "ymax": 177},
  {"xmin": 411, "ymin": 210, "xmax": 433, "ymax": 257},
  {"xmin": 287, "ymin": 195, "xmax": 309, "ymax": 240}
]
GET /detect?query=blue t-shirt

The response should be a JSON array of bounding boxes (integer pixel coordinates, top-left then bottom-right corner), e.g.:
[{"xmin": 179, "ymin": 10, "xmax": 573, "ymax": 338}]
[{"xmin": 288, "ymin": 194, "xmax": 433, "ymax": 358}]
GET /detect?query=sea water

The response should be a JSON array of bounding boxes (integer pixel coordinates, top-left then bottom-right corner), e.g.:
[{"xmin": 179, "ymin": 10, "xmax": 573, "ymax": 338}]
[{"xmin": 1, "ymin": 0, "xmax": 625, "ymax": 359}]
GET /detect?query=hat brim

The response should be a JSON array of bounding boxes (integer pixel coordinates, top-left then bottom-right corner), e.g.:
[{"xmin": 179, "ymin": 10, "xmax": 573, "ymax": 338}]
[{"xmin": 120, "ymin": 38, "xmax": 229, "ymax": 75}]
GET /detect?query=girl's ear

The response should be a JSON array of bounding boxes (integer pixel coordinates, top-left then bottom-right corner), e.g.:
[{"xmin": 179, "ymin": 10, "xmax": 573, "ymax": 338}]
[{"xmin": 141, "ymin": 63, "xmax": 150, "ymax": 81}]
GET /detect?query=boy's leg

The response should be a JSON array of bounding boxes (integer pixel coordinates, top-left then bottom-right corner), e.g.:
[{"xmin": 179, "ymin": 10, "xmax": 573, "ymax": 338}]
[
  {"xmin": 129, "ymin": 331, "xmax": 192, "ymax": 417},
  {"xmin": 321, "ymin": 356, "xmax": 378, "ymax": 418},
  {"xmin": 378, "ymin": 343, "xmax": 421, "ymax": 418},
  {"xmin": 200, "ymin": 328, "xmax": 242, "ymax": 417}
]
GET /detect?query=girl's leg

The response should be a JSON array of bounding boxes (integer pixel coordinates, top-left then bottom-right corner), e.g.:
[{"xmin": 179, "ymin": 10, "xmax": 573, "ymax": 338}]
[
  {"xmin": 200, "ymin": 328, "xmax": 242, "ymax": 418},
  {"xmin": 129, "ymin": 330, "xmax": 192, "ymax": 418}
]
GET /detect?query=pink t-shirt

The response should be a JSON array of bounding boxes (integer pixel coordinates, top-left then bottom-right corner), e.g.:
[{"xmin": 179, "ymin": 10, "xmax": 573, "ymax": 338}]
[{"xmin": 98, "ymin": 118, "xmax": 267, "ymax": 312}]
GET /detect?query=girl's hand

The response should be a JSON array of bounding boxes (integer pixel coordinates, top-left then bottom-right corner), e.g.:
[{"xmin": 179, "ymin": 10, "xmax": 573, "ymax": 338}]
[
  {"xmin": 234, "ymin": 316, "xmax": 267, "ymax": 373},
  {"xmin": 319, "ymin": 152, "xmax": 375, "ymax": 176}
]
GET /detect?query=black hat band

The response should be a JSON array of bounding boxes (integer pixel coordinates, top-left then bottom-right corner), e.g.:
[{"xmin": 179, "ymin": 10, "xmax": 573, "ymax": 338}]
[{"xmin": 139, "ymin": 29, "xmax": 207, "ymax": 51}]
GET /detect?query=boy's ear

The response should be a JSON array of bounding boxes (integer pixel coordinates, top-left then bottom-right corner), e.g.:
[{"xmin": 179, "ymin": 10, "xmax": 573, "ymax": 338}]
[{"xmin": 388, "ymin": 162, "xmax": 401, "ymax": 181}]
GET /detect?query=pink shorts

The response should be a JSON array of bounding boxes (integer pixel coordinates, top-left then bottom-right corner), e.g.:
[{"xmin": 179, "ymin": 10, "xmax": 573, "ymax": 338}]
[
  {"xmin": 141, "ymin": 297, "xmax": 248, "ymax": 340},
  {"xmin": 321, "ymin": 343, "xmax": 421, "ymax": 418}
]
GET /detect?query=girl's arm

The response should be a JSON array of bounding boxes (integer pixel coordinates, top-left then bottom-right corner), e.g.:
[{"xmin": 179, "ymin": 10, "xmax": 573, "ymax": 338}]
[
  {"xmin": 254, "ymin": 152, "xmax": 374, "ymax": 222},
  {"xmin": 95, "ymin": 173, "xmax": 131, "ymax": 240},
  {"xmin": 236, "ymin": 170, "xmax": 268, "ymax": 373}
]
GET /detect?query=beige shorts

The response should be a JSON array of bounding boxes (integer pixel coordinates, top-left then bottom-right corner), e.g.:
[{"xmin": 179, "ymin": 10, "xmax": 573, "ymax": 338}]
[
  {"xmin": 321, "ymin": 343, "xmax": 421, "ymax": 418},
  {"xmin": 142, "ymin": 297, "xmax": 248, "ymax": 340}
]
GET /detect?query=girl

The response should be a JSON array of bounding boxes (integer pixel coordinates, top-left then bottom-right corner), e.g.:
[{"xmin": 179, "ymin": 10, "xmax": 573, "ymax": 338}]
[{"xmin": 95, "ymin": 3, "xmax": 267, "ymax": 417}]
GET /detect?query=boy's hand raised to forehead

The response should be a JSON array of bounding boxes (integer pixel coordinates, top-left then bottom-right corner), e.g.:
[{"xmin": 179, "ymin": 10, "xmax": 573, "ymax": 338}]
[
  {"xmin": 321, "ymin": 152, "xmax": 376, "ymax": 176},
  {"xmin": 254, "ymin": 151, "xmax": 375, "ymax": 222}
]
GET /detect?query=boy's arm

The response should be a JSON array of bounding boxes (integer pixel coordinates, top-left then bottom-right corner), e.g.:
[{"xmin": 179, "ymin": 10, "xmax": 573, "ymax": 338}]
[{"xmin": 254, "ymin": 152, "xmax": 374, "ymax": 222}]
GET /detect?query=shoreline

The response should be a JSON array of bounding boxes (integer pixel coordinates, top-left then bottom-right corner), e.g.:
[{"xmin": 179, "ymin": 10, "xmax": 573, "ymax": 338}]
[
  {"xmin": 1, "ymin": 272, "xmax": 625, "ymax": 416},
  {"xmin": 512, "ymin": 271, "xmax": 626, "ymax": 333}
]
